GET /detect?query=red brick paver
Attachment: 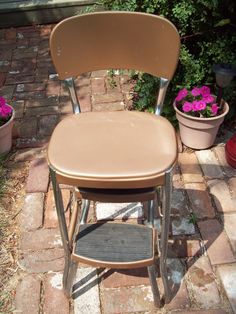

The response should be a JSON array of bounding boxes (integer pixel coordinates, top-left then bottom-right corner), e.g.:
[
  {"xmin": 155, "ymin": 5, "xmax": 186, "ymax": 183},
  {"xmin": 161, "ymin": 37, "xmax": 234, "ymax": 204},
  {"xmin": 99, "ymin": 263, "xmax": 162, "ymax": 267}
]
[
  {"xmin": 198, "ymin": 219, "xmax": 235, "ymax": 265},
  {"xmin": 14, "ymin": 275, "xmax": 41, "ymax": 314},
  {"xmin": 20, "ymin": 192, "xmax": 44, "ymax": 231},
  {"xmin": 26, "ymin": 157, "xmax": 49, "ymax": 192},
  {"xmin": 185, "ymin": 182, "xmax": 215, "ymax": 218},
  {"xmin": 179, "ymin": 152, "xmax": 204, "ymax": 183},
  {"xmin": 44, "ymin": 273, "xmax": 70, "ymax": 314}
]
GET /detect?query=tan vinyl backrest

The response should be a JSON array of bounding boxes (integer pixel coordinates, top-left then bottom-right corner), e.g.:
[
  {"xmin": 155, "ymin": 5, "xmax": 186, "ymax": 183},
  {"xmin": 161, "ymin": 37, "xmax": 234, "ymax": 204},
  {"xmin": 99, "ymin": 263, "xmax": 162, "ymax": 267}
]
[{"xmin": 50, "ymin": 11, "xmax": 180, "ymax": 80}]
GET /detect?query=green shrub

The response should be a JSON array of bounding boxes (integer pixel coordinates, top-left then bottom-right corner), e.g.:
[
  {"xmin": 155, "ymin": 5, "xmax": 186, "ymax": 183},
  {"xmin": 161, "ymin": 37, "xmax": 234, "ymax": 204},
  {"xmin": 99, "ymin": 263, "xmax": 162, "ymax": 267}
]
[{"xmin": 97, "ymin": 0, "xmax": 236, "ymax": 120}]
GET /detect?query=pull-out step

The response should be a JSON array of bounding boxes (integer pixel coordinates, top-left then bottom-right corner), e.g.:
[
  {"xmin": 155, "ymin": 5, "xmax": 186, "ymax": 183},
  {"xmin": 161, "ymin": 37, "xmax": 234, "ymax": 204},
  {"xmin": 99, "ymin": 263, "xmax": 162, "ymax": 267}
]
[{"xmin": 72, "ymin": 223, "xmax": 155, "ymax": 268}]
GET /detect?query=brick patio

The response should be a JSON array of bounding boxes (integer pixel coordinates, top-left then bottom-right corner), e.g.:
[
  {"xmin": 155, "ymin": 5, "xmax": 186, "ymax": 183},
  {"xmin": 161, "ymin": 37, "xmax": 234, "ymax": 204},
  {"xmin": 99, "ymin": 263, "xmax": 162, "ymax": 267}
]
[{"xmin": 0, "ymin": 24, "xmax": 236, "ymax": 314}]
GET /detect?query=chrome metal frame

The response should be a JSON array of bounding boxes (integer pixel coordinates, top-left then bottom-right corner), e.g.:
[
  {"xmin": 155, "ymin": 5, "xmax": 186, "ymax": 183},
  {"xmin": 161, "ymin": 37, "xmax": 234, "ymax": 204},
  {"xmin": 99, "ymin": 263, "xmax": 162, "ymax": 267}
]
[
  {"xmin": 155, "ymin": 78, "xmax": 170, "ymax": 115},
  {"xmin": 50, "ymin": 167, "xmax": 77, "ymax": 296},
  {"xmin": 148, "ymin": 265, "xmax": 161, "ymax": 307},
  {"xmin": 50, "ymin": 164, "xmax": 173, "ymax": 304},
  {"xmin": 147, "ymin": 198, "xmax": 161, "ymax": 307},
  {"xmin": 159, "ymin": 168, "xmax": 173, "ymax": 303},
  {"xmin": 64, "ymin": 77, "xmax": 81, "ymax": 114},
  {"xmin": 80, "ymin": 199, "xmax": 90, "ymax": 225}
]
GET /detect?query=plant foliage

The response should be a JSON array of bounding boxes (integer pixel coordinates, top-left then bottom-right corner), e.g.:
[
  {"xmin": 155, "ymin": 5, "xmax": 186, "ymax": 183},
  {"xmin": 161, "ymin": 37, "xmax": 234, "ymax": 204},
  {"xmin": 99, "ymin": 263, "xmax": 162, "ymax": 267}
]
[{"xmin": 96, "ymin": 0, "xmax": 236, "ymax": 120}]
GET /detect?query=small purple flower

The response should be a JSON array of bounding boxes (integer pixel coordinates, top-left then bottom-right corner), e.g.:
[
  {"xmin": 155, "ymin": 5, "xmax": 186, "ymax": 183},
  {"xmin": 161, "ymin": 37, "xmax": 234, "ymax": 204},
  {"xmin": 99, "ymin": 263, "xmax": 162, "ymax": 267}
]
[
  {"xmin": 191, "ymin": 87, "xmax": 201, "ymax": 97},
  {"xmin": 195, "ymin": 100, "xmax": 206, "ymax": 111},
  {"xmin": 211, "ymin": 103, "xmax": 219, "ymax": 115},
  {"xmin": 175, "ymin": 88, "xmax": 188, "ymax": 102},
  {"xmin": 200, "ymin": 86, "xmax": 210, "ymax": 97},
  {"xmin": 182, "ymin": 101, "xmax": 192, "ymax": 112}
]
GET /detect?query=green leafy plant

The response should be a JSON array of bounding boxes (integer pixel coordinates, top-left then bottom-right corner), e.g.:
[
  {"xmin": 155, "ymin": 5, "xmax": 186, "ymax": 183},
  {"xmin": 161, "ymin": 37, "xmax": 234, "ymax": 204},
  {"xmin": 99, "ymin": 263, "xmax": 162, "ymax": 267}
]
[
  {"xmin": 97, "ymin": 0, "xmax": 236, "ymax": 122},
  {"xmin": 188, "ymin": 212, "xmax": 198, "ymax": 225}
]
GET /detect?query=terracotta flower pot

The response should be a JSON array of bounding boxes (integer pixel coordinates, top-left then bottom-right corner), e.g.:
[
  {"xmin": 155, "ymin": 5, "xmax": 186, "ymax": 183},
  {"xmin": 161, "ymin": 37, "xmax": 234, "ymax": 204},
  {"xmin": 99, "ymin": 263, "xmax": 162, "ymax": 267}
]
[
  {"xmin": 0, "ymin": 105, "xmax": 14, "ymax": 154},
  {"xmin": 174, "ymin": 100, "xmax": 229, "ymax": 150}
]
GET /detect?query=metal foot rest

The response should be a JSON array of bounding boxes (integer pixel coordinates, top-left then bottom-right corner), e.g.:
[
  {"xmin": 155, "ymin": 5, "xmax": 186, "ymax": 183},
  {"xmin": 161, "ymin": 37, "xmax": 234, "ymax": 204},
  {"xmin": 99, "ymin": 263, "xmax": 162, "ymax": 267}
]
[{"xmin": 72, "ymin": 223, "xmax": 155, "ymax": 268}]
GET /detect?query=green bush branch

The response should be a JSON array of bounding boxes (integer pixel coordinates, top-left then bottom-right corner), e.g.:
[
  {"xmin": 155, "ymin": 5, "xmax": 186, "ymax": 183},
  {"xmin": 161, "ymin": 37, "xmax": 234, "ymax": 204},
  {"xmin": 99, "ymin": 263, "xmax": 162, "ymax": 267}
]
[{"xmin": 97, "ymin": 0, "xmax": 236, "ymax": 121}]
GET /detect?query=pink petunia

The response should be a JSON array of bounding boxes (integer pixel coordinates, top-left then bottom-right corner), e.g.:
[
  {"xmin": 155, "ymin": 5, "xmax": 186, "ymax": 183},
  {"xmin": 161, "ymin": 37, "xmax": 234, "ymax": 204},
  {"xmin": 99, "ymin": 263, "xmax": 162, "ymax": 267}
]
[
  {"xmin": 211, "ymin": 103, "xmax": 219, "ymax": 115},
  {"xmin": 194, "ymin": 100, "xmax": 206, "ymax": 111},
  {"xmin": 200, "ymin": 86, "xmax": 210, "ymax": 97},
  {"xmin": 0, "ymin": 104, "xmax": 12, "ymax": 118},
  {"xmin": 175, "ymin": 88, "xmax": 188, "ymax": 102},
  {"xmin": 2, "ymin": 104, "xmax": 12, "ymax": 114},
  {"xmin": 203, "ymin": 95, "xmax": 215, "ymax": 103},
  {"xmin": 192, "ymin": 100, "xmax": 199, "ymax": 111},
  {"xmin": 0, "ymin": 96, "xmax": 6, "ymax": 107},
  {"xmin": 191, "ymin": 87, "xmax": 201, "ymax": 97},
  {"xmin": 0, "ymin": 107, "xmax": 6, "ymax": 118},
  {"xmin": 182, "ymin": 101, "xmax": 192, "ymax": 112}
]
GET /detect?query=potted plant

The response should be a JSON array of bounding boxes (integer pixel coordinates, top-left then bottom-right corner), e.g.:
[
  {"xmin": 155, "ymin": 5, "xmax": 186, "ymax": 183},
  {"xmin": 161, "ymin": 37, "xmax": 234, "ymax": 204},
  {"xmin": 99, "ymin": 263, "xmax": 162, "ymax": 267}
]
[
  {"xmin": 173, "ymin": 85, "xmax": 229, "ymax": 149},
  {"xmin": 0, "ymin": 96, "xmax": 14, "ymax": 154}
]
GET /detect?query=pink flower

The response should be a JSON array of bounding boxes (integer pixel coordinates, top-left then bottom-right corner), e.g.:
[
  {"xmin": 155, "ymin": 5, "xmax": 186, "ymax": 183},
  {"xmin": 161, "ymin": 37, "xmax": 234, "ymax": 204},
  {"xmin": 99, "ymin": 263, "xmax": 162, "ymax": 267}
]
[
  {"xmin": 0, "ymin": 107, "xmax": 7, "ymax": 118},
  {"xmin": 191, "ymin": 87, "xmax": 201, "ymax": 97},
  {"xmin": 0, "ymin": 96, "xmax": 6, "ymax": 107},
  {"xmin": 203, "ymin": 95, "xmax": 215, "ymax": 103},
  {"xmin": 195, "ymin": 100, "xmax": 206, "ymax": 111},
  {"xmin": 200, "ymin": 86, "xmax": 210, "ymax": 97},
  {"xmin": 0, "ymin": 103, "xmax": 12, "ymax": 118},
  {"xmin": 182, "ymin": 101, "xmax": 192, "ymax": 112},
  {"xmin": 211, "ymin": 103, "xmax": 219, "ymax": 115},
  {"xmin": 175, "ymin": 88, "xmax": 188, "ymax": 102},
  {"xmin": 192, "ymin": 100, "xmax": 198, "ymax": 111}
]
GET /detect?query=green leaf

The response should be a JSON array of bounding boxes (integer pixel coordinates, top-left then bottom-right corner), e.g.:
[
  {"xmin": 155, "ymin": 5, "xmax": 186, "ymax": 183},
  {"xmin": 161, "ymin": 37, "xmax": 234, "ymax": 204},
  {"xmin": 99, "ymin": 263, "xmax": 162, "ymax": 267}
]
[{"xmin": 214, "ymin": 19, "xmax": 231, "ymax": 27}]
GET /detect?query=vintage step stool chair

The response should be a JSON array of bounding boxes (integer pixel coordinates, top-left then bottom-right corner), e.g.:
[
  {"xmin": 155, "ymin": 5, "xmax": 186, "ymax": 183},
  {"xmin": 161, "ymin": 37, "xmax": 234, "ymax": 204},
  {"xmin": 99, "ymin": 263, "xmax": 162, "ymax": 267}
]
[{"xmin": 47, "ymin": 11, "xmax": 180, "ymax": 307}]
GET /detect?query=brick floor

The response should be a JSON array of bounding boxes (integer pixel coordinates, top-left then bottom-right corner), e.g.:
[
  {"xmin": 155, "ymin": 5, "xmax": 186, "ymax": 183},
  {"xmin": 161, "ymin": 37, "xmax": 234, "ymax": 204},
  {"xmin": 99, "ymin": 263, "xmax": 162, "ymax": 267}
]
[
  {"xmin": 186, "ymin": 255, "xmax": 222, "ymax": 309},
  {"xmin": 207, "ymin": 179, "xmax": 235, "ymax": 213},
  {"xmin": 44, "ymin": 272, "xmax": 70, "ymax": 314},
  {"xmin": 14, "ymin": 274, "xmax": 41, "ymax": 314},
  {"xmin": 217, "ymin": 263, "xmax": 236, "ymax": 312},
  {"xmin": 185, "ymin": 182, "xmax": 215, "ymax": 218},
  {"xmin": 195, "ymin": 149, "xmax": 224, "ymax": 179},
  {"xmin": 26, "ymin": 157, "xmax": 49, "ymax": 192},
  {"xmin": 20, "ymin": 192, "xmax": 44, "ymax": 231},
  {"xmin": 0, "ymin": 23, "xmax": 235, "ymax": 314},
  {"xmin": 101, "ymin": 286, "xmax": 156, "ymax": 313},
  {"xmin": 179, "ymin": 152, "xmax": 204, "ymax": 183},
  {"xmin": 198, "ymin": 219, "xmax": 235, "ymax": 265}
]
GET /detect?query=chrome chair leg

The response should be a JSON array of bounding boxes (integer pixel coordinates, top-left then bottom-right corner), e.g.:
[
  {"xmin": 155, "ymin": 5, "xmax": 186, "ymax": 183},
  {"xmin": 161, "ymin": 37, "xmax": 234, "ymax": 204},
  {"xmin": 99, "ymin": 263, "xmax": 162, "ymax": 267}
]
[
  {"xmin": 50, "ymin": 167, "xmax": 74, "ymax": 295},
  {"xmin": 160, "ymin": 169, "xmax": 172, "ymax": 303},
  {"xmin": 148, "ymin": 265, "xmax": 161, "ymax": 308},
  {"xmin": 157, "ymin": 186, "xmax": 163, "ymax": 217},
  {"xmin": 147, "ymin": 199, "xmax": 154, "ymax": 226},
  {"xmin": 80, "ymin": 199, "xmax": 90, "ymax": 225},
  {"xmin": 147, "ymin": 198, "xmax": 161, "ymax": 307},
  {"xmin": 65, "ymin": 260, "xmax": 78, "ymax": 297}
]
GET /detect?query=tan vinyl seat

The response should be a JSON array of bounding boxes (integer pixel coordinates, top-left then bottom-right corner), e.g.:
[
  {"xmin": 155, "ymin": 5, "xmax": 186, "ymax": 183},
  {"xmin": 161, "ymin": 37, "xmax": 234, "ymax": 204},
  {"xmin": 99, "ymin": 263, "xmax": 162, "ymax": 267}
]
[
  {"xmin": 47, "ymin": 111, "xmax": 177, "ymax": 188},
  {"xmin": 48, "ymin": 11, "xmax": 180, "ymax": 308}
]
